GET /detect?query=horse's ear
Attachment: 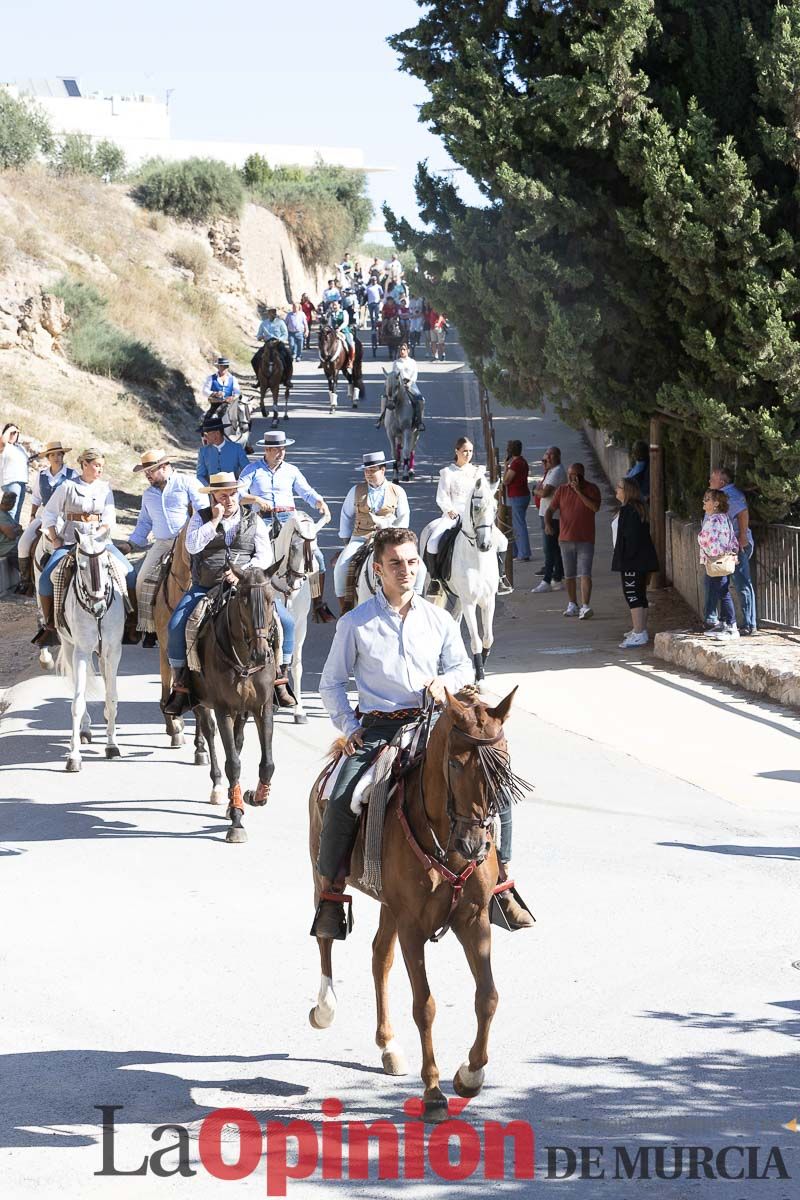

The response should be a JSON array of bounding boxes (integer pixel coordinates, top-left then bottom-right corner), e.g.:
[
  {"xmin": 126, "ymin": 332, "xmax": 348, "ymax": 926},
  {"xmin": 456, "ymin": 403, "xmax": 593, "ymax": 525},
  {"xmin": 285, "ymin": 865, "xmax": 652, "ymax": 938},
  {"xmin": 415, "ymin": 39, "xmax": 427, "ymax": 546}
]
[
  {"xmin": 444, "ymin": 688, "xmax": 468, "ymax": 717},
  {"xmin": 486, "ymin": 686, "xmax": 517, "ymax": 724},
  {"xmin": 381, "ymin": 366, "xmax": 389, "ymax": 376},
  {"xmin": 265, "ymin": 556, "xmax": 284, "ymax": 579}
]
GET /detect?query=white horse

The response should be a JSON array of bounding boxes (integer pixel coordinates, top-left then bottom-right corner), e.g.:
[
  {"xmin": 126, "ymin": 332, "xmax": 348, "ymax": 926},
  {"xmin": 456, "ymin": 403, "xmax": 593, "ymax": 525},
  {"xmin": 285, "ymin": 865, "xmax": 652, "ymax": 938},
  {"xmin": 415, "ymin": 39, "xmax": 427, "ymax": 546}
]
[
  {"xmin": 223, "ymin": 394, "xmax": 253, "ymax": 451},
  {"xmin": 270, "ymin": 511, "xmax": 329, "ymax": 724},
  {"xmin": 382, "ymin": 369, "xmax": 420, "ymax": 482},
  {"xmin": 420, "ymin": 472, "xmax": 502, "ymax": 686},
  {"xmin": 55, "ymin": 529, "xmax": 125, "ymax": 772}
]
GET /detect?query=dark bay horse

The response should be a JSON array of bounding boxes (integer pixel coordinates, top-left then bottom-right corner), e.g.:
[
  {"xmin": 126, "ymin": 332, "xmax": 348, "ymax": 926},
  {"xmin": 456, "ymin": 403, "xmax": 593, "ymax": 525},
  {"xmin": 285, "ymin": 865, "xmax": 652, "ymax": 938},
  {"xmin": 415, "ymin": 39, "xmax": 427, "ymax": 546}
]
[
  {"xmin": 381, "ymin": 314, "xmax": 403, "ymax": 361},
  {"xmin": 308, "ymin": 686, "xmax": 522, "ymax": 1121},
  {"xmin": 318, "ymin": 327, "xmax": 365, "ymax": 414},
  {"xmin": 191, "ymin": 564, "xmax": 281, "ymax": 843},
  {"xmin": 253, "ymin": 340, "xmax": 293, "ymax": 427}
]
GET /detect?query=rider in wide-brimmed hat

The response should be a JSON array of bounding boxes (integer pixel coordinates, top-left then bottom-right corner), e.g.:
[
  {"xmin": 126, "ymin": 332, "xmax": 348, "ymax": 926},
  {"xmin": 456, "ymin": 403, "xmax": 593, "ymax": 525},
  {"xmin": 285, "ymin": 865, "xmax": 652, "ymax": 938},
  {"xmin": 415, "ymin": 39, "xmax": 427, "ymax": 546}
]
[
  {"xmin": 240, "ymin": 431, "xmax": 335, "ymax": 624},
  {"xmin": 196, "ymin": 411, "xmax": 249, "ymax": 487},
  {"xmin": 333, "ymin": 451, "xmax": 413, "ymax": 616},
  {"xmin": 15, "ymin": 439, "xmax": 78, "ymax": 595},
  {"xmin": 115, "ymin": 449, "xmax": 204, "ymax": 648},
  {"xmin": 164, "ymin": 470, "xmax": 296, "ymax": 713},
  {"xmin": 201, "ymin": 356, "xmax": 241, "ymax": 410}
]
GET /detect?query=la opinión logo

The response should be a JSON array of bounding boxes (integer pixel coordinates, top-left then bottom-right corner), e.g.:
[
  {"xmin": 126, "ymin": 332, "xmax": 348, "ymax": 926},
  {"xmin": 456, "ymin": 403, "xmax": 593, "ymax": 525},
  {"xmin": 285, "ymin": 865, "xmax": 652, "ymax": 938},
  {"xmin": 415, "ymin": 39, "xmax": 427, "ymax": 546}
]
[{"xmin": 95, "ymin": 1099, "xmax": 535, "ymax": 1194}]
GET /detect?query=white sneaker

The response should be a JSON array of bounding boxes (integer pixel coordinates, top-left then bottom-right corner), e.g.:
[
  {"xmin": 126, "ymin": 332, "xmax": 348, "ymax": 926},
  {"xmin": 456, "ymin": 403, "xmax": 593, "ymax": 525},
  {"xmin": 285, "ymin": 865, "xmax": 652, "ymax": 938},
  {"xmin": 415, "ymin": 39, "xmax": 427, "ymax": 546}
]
[
  {"xmin": 710, "ymin": 624, "xmax": 740, "ymax": 641},
  {"xmin": 620, "ymin": 631, "xmax": 649, "ymax": 648},
  {"xmin": 578, "ymin": 605, "xmax": 593, "ymax": 620},
  {"xmin": 563, "ymin": 602, "xmax": 579, "ymax": 617},
  {"xmin": 531, "ymin": 581, "xmax": 551, "ymax": 593},
  {"xmin": 551, "ymin": 581, "xmax": 563, "ymax": 590},
  {"xmin": 704, "ymin": 623, "xmax": 725, "ymax": 636}
]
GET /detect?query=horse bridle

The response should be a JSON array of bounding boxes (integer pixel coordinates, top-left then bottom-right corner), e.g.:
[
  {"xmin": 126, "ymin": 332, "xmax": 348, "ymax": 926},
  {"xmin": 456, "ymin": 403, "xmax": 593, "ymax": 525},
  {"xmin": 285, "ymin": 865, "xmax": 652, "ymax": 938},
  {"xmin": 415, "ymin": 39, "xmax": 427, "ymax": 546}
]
[
  {"xmin": 73, "ymin": 544, "xmax": 114, "ymax": 617},
  {"xmin": 460, "ymin": 489, "xmax": 495, "ymax": 550},
  {"xmin": 272, "ymin": 528, "xmax": 316, "ymax": 597},
  {"xmin": 219, "ymin": 577, "xmax": 274, "ymax": 679}
]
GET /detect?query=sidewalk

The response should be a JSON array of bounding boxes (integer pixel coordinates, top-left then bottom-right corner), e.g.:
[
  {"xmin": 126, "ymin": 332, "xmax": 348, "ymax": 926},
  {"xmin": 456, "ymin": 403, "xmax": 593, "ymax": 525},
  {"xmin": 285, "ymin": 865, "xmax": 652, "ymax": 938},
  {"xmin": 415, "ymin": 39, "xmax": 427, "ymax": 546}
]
[{"xmin": 473, "ymin": 396, "xmax": 800, "ymax": 813}]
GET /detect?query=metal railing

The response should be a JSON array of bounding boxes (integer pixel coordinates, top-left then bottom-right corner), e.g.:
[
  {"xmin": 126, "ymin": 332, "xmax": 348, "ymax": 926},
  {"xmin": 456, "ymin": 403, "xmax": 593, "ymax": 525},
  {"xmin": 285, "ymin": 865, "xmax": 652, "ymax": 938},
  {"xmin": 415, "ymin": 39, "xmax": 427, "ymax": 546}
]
[{"xmin": 753, "ymin": 522, "xmax": 800, "ymax": 632}]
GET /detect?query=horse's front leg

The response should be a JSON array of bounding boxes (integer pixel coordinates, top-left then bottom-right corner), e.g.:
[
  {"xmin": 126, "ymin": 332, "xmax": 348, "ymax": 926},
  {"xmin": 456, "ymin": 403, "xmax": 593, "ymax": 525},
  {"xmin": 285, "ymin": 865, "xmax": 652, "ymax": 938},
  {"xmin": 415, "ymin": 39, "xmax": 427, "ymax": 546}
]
[
  {"xmin": 196, "ymin": 707, "xmax": 224, "ymax": 802},
  {"xmin": 101, "ymin": 640, "xmax": 122, "ymax": 759},
  {"xmin": 216, "ymin": 709, "xmax": 246, "ymax": 841},
  {"xmin": 245, "ymin": 700, "xmax": 274, "ymax": 808},
  {"xmin": 290, "ymin": 599, "xmax": 308, "ymax": 724},
  {"xmin": 328, "ymin": 370, "xmax": 338, "ymax": 414},
  {"xmin": 373, "ymin": 906, "xmax": 408, "ymax": 1075},
  {"xmin": 398, "ymin": 923, "xmax": 447, "ymax": 1122},
  {"xmin": 480, "ymin": 593, "xmax": 496, "ymax": 668},
  {"xmin": 66, "ymin": 648, "xmax": 89, "ymax": 772},
  {"xmin": 461, "ymin": 601, "xmax": 485, "ymax": 683},
  {"xmin": 452, "ymin": 911, "xmax": 498, "ymax": 1099}
]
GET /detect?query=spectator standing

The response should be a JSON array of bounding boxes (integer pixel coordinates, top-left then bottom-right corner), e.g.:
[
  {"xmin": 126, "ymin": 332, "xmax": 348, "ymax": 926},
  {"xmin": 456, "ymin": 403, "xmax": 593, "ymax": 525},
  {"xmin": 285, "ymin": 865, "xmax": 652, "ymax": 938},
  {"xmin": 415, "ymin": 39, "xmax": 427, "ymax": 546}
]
[
  {"xmin": 387, "ymin": 253, "xmax": 403, "ymax": 285},
  {"xmin": 612, "ymin": 478, "xmax": 659, "ymax": 648},
  {"xmin": 546, "ymin": 462, "xmax": 602, "ymax": 619},
  {"xmin": 705, "ymin": 467, "xmax": 757, "ymax": 635},
  {"xmin": 0, "ymin": 423, "xmax": 29, "ymax": 524},
  {"xmin": 430, "ymin": 312, "xmax": 447, "ymax": 360},
  {"xmin": 625, "ymin": 439, "xmax": 650, "ymax": 501},
  {"xmin": 366, "ymin": 277, "xmax": 383, "ymax": 329},
  {"xmin": 286, "ymin": 303, "xmax": 308, "ymax": 362},
  {"xmin": 0, "ymin": 490, "xmax": 23, "ymax": 565},
  {"xmin": 531, "ymin": 446, "xmax": 567, "ymax": 592},
  {"xmin": 698, "ymin": 488, "xmax": 740, "ymax": 641},
  {"xmin": 503, "ymin": 440, "xmax": 531, "ymax": 561},
  {"xmin": 299, "ymin": 293, "xmax": 317, "ymax": 348}
]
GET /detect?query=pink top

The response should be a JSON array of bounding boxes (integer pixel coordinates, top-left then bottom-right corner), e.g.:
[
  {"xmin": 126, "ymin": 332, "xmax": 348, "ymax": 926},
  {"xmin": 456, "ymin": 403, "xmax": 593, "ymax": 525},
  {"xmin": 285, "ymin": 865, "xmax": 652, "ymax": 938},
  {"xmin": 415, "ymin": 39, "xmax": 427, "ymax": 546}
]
[{"xmin": 698, "ymin": 512, "xmax": 738, "ymax": 562}]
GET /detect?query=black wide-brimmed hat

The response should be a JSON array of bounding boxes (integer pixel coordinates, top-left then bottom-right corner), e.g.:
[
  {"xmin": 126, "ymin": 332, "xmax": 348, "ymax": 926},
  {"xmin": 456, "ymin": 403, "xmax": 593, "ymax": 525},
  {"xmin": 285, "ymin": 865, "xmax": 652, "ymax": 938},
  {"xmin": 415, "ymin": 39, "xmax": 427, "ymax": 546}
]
[{"xmin": 198, "ymin": 413, "xmax": 226, "ymax": 433}]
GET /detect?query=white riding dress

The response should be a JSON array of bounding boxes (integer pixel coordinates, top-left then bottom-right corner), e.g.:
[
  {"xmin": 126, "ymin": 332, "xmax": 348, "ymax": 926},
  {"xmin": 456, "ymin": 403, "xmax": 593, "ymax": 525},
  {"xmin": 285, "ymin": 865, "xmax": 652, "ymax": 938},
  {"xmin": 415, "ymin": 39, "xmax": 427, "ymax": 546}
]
[{"xmin": 427, "ymin": 462, "xmax": 507, "ymax": 552}]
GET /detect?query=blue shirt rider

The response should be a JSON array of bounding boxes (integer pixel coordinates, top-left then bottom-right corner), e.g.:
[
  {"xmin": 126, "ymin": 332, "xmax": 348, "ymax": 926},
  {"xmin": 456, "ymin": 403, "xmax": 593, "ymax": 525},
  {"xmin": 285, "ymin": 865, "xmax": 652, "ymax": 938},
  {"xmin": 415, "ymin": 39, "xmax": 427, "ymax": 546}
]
[{"xmin": 196, "ymin": 413, "xmax": 249, "ymax": 486}]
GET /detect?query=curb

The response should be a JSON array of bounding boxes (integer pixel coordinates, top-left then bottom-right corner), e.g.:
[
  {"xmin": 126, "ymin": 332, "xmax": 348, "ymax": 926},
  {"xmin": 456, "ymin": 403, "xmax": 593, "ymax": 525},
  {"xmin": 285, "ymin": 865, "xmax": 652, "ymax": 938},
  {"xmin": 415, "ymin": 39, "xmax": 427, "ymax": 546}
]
[{"xmin": 654, "ymin": 629, "xmax": 800, "ymax": 710}]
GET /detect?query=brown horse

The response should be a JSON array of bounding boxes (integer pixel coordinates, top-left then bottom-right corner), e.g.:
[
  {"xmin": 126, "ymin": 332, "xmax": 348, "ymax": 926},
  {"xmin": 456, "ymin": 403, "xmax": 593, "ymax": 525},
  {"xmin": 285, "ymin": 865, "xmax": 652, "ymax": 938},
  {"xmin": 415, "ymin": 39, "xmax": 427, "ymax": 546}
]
[
  {"xmin": 153, "ymin": 527, "xmax": 214, "ymax": 776},
  {"xmin": 253, "ymin": 339, "xmax": 293, "ymax": 427},
  {"xmin": 318, "ymin": 327, "xmax": 364, "ymax": 414},
  {"xmin": 308, "ymin": 686, "xmax": 522, "ymax": 1121},
  {"xmin": 191, "ymin": 563, "xmax": 280, "ymax": 843}
]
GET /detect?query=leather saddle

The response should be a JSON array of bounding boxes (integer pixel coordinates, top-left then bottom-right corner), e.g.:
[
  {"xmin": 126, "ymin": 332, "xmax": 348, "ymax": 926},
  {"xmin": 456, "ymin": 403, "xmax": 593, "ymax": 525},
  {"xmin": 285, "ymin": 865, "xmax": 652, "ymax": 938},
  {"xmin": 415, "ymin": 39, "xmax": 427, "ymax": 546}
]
[{"xmin": 426, "ymin": 521, "xmax": 460, "ymax": 592}]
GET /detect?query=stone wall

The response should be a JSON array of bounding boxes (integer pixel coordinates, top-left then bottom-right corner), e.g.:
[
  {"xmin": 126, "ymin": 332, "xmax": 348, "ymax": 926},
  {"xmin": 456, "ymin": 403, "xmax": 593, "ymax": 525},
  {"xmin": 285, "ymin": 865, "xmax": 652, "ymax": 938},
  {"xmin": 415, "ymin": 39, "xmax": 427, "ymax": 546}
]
[{"xmin": 582, "ymin": 422, "xmax": 631, "ymax": 488}]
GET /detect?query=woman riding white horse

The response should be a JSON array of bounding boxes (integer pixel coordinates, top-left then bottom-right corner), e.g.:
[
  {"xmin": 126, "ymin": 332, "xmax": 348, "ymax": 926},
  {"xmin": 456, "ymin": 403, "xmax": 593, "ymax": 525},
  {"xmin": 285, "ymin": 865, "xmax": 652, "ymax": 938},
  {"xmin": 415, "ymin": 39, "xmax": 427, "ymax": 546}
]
[
  {"xmin": 34, "ymin": 447, "xmax": 139, "ymax": 647},
  {"xmin": 423, "ymin": 437, "xmax": 512, "ymax": 597}
]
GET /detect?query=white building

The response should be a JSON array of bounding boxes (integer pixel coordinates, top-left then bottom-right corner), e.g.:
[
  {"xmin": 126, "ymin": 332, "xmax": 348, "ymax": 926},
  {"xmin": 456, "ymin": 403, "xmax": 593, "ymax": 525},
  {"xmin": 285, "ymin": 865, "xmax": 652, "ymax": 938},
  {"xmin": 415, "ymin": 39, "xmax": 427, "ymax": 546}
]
[{"xmin": 3, "ymin": 77, "xmax": 366, "ymax": 170}]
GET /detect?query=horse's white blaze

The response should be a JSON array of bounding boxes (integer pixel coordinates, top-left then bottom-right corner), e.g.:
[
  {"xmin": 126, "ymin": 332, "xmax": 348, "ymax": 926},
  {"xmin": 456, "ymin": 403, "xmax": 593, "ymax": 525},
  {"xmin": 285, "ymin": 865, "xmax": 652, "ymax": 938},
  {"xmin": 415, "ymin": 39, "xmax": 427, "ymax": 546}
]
[
  {"xmin": 457, "ymin": 1061, "xmax": 485, "ymax": 1090},
  {"xmin": 313, "ymin": 974, "xmax": 337, "ymax": 1028}
]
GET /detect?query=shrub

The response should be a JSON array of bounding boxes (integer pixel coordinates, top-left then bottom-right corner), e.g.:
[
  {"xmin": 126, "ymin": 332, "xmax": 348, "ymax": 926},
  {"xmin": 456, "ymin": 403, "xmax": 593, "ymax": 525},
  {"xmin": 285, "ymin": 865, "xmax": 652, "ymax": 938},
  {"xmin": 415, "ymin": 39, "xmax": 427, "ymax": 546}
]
[
  {"xmin": 53, "ymin": 275, "xmax": 166, "ymax": 385},
  {"xmin": 170, "ymin": 236, "xmax": 210, "ymax": 280},
  {"xmin": 248, "ymin": 162, "xmax": 373, "ymax": 266},
  {"xmin": 242, "ymin": 153, "xmax": 273, "ymax": 188},
  {"xmin": 133, "ymin": 158, "xmax": 244, "ymax": 223},
  {"xmin": 50, "ymin": 134, "xmax": 127, "ymax": 181},
  {"xmin": 0, "ymin": 92, "xmax": 53, "ymax": 169}
]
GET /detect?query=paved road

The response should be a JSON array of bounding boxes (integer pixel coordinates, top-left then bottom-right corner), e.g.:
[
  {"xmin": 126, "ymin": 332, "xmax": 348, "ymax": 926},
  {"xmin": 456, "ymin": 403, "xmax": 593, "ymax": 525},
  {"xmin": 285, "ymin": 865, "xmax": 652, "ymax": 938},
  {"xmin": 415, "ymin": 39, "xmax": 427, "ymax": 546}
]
[{"xmin": 1, "ymin": 338, "xmax": 798, "ymax": 1197}]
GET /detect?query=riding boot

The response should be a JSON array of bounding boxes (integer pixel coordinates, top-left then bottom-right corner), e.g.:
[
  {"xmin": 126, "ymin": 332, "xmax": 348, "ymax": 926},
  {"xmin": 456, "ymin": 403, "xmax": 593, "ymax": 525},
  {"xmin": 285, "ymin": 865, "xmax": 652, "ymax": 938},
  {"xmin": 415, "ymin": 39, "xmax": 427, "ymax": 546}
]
[
  {"xmin": 274, "ymin": 663, "xmax": 295, "ymax": 708},
  {"xmin": 423, "ymin": 548, "xmax": 442, "ymax": 597},
  {"xmin": 31, "ymin": 593, "xmax": 60, "ymax": 647},
  {"xmin": 15, "ymin": 557, "xmax": 35, "ymax": 596},
  {"xmin": 493, "ymin": 863, "xmax": 535, "ymax": 930},
  {"xmin": 142, "ymin": 631, "xmax": 158, "ymax": 648},
  {"xmin": 311, "ymin": 876, "xmax": 351, "ymax": 940},
  {"xmin": 164, "ymin": 667, "xmax": 192, "ymax": 716},
  {"xmin": 122, "ymin": 581, "xmax": 141, "ymax": 645},
  {"xmin": 497, "ymin": 553, "xmax": 513, "ymax": 596},
  {"xmin": 311, "ymin": 571, "xmax": 336, "ymax": 624}
]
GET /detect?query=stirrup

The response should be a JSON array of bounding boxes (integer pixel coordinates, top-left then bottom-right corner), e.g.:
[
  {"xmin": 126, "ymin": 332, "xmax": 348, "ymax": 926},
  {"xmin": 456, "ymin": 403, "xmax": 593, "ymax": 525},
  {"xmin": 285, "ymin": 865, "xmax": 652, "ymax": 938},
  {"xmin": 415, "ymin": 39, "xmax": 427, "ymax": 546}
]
[
  {"xmin": 489, "ymin": 879, "xmax": 535, "ymax": 931},
  {"xmin": 310, "ymin": 892, "xmax": 353, "ymax": 940}
]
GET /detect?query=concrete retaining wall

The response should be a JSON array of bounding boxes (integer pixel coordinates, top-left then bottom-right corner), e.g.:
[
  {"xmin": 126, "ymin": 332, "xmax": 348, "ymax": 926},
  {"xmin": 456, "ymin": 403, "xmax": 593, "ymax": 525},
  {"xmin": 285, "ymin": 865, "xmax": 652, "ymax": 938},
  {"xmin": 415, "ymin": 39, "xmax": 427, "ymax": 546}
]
[{"xmin": 582, "ymin": 423, "xmax": 630, "ymax": 488}]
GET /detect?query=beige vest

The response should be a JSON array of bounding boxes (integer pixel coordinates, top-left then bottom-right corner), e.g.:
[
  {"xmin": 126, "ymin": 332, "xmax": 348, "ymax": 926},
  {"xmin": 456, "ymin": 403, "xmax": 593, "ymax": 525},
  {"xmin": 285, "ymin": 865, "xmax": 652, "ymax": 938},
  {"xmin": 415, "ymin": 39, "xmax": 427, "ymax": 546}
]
[{"xmin": 353, "ymin": 481, "xmax": 401, "ymax": 537}]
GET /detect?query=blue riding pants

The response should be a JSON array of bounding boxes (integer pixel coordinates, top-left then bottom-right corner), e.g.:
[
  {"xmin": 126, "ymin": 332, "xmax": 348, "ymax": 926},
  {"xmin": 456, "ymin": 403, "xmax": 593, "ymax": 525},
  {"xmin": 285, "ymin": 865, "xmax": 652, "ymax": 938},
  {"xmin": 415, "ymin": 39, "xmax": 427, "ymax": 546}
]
[
  {"xmin": 167, "ymin": 585, "xmax": 296, "ymax": 667},
  {"xmin": 39, "ymin": 543, "xmax": 134, "ymax": 597}
]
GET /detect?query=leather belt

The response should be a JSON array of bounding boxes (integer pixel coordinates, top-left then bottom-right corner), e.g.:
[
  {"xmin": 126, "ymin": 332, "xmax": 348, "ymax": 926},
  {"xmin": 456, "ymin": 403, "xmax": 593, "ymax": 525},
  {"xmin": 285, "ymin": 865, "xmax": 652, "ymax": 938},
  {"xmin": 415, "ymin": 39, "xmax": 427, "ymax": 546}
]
[
  {"xmin": 262, "ymin": 506, "xmax": 295, "ymax": 514},
  {"xmin": 362, "ymin": 708, "xmax": 423, "ymax": 725},
  {"xmin": 66, "ymin": 512, "xmax": 102, "ymax": 522}
]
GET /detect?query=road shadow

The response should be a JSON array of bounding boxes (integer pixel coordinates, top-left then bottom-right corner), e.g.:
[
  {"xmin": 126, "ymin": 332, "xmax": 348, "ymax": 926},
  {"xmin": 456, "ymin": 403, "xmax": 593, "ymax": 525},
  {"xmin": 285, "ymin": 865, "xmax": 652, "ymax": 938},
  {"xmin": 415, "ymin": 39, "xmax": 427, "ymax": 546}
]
[{"xmin": 658, "ymin": 840, "xmax": 800, "ymax": 861}]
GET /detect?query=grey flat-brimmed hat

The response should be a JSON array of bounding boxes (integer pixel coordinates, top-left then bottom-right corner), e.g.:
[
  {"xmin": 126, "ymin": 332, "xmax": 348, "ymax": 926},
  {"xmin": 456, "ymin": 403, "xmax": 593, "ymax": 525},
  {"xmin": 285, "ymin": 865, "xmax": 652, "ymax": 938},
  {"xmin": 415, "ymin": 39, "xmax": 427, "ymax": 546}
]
[
  {"xmin": 361, "ymin": 451, "xmax": 391, "ymax": 469},
  {"xmin": 259, "ymin": 430, "xmax": 296, "ymax": 448}
]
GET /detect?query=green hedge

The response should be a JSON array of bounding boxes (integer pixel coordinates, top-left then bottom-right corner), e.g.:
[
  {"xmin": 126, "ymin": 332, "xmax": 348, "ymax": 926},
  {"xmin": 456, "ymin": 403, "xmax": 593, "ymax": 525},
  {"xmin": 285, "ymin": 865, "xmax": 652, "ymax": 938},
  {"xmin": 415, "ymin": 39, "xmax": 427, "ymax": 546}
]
[{"xmin": 133, "ymin": 158, "xmax": 244, "ymax": 223}]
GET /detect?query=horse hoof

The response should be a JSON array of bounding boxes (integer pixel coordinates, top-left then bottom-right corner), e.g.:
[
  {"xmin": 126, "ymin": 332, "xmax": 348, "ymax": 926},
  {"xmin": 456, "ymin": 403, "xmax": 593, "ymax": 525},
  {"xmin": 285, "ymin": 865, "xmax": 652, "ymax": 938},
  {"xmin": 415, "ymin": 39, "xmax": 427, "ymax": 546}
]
[
  {"xmin": 381, "ymin": 1048, "xmax": 409, "ymax": 1076},
  {"xmin": 329, "ymin": 406, "xmax": 336, "ymax": 415},
  {"xmin": 210, "ymin": 786, "xmax": 226, "ymax": 805},
  {"xmin": 423, "ymin": 1096, "xmax": 449, "ymax": 1124},
  {"xmin": 194, "ymin": 752, "xmax": 208, "ymax": 766},
  {"xmin": 79, "ymin": 731, "xmax": 92, "ymax": 745},
  {"xmin": 66, "ymin": 758, "xmax": 81, "ymax": 773},
  {"xmin": 309, "ymin": 1006, "xmax": 334, "ymax": 1030},
  {"xmin": 293, "ymin": 712, "xmax": 308, "ymax": 725},
  {"xmin": 407, "ymin": 470, "xmax": 415, "ymax": 480},
  {"xmin": 105, "ymin": 746, "xmax": 121, "ymax": 759},
  {"xmin": 453, "ymin": 1063, "xmax": 485, "ymax": 1098},
  {"xmin": 225, "ymin": 826, "xmax": 248, "ymax": 844},
  {"xmin": 170, "ymin": 733, "xmax": 184, "ymax": 749}
]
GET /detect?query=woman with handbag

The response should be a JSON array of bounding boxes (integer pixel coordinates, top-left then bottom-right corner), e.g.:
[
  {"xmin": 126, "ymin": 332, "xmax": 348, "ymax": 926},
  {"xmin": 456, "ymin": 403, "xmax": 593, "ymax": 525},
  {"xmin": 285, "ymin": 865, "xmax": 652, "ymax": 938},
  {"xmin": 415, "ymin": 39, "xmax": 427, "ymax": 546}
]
[{"xmin": 698, "ymin": 489, "xmax": 740, "ymax": 641}]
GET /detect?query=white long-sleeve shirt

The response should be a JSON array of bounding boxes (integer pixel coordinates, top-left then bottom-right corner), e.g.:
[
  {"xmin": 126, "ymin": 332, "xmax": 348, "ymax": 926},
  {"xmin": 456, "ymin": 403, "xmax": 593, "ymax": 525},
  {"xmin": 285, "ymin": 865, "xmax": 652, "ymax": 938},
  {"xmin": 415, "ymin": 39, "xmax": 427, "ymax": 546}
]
[
  {"xmin": 390, "ymin": 356, "xmax": 420, "ymax": 395},
  {"xmin": 185, "ymin": 505, "xmax": 274, "ymax": 567},
  {"xmin": 0, "ymin": 443, "xmax": 29, "ymax": 487},
  {"xmin": 338, "ymin": 481, "xmax": 410, "ymax": 540},
  {"xmin": 435, "ymin": 463, "xmax": 482, "ymax": 517},
  {"xmin": 41, "ymin": 477, "xmax": 116, "ymax": 544}
]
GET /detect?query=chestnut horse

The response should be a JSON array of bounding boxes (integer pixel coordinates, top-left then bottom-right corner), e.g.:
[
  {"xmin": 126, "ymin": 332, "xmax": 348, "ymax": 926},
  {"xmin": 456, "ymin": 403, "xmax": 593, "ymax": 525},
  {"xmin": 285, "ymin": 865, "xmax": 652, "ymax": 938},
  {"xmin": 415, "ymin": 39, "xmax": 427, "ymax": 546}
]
[
  {"xmin": 253, "ymin": 340, "xmax": 293, "ymax": 427},
  {"xmin": 153, "ymin": 527, "xmax": 213, "ymax": 777},
  {"xmin": 308, "ymin": 686, "xmax": 523, "ymax": 1121},
  {"xmin": 318, "ymin": 327, "xmax": 364, "ymax": 414}
]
